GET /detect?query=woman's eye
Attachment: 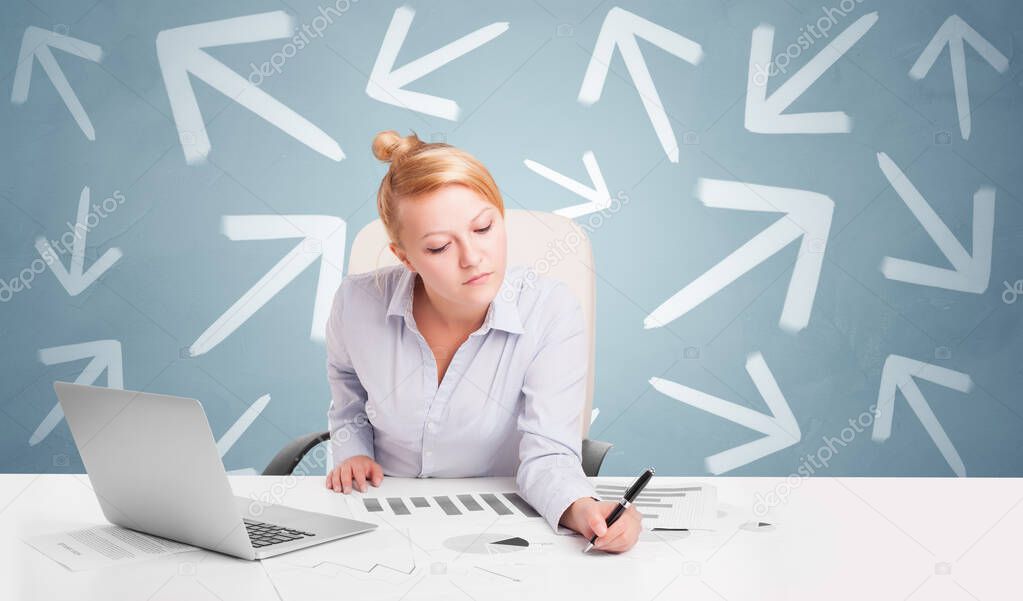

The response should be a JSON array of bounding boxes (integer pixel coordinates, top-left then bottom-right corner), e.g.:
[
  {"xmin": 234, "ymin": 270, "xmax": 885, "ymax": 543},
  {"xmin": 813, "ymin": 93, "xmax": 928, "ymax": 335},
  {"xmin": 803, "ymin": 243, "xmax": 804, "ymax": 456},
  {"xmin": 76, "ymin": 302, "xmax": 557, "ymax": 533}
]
[
  {"xmin": 476, "ymin": 223, "xmax": 492, "ymax": 233},
  {"xmin": 427, "ymin": 244, "xmax": 449, "ymax": 254}
]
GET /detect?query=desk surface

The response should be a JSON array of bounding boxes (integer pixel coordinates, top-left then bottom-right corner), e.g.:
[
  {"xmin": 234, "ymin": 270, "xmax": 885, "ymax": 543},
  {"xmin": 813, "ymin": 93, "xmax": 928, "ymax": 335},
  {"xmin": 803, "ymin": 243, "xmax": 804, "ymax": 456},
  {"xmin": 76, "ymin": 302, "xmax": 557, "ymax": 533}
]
[{"xmin": 2, "ymin": 474, "xmax": 1019, "ymax": 600}]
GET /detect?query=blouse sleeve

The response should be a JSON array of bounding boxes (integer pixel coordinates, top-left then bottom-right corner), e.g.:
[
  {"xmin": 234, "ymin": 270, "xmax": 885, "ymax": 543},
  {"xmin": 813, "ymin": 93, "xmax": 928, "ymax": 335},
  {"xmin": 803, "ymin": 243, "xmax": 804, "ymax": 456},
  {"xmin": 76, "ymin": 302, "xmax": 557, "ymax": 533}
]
[
  {"xmin": 515, "ymin": 282, "xmax": 596, "ymax": 533},
  {"xmin": 325, "ymin": 280, "xmax": 375, "ymax": 468}
]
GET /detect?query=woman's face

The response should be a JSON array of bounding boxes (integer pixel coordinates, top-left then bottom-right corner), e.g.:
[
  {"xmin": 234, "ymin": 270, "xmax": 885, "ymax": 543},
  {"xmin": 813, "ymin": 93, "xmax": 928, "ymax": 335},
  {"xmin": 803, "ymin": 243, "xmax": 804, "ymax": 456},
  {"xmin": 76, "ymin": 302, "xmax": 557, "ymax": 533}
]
[{"xmin": 390, "ymin": 184, "xmax": 507, "ymax": 312}]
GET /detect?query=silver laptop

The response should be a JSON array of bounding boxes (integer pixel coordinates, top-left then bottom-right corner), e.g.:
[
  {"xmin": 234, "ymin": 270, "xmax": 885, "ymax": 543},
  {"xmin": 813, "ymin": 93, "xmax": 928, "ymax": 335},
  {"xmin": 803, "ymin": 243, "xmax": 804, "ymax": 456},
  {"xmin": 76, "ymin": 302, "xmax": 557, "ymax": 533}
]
[{"xmin": 54, "ymin": 381, "xmax": 378, "ymax": 560}]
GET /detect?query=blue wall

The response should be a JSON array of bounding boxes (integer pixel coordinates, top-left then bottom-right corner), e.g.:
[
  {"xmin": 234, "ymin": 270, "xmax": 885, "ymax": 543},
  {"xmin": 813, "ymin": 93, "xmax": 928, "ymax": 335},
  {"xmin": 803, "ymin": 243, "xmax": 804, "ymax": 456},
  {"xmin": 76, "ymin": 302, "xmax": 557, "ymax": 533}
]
[{"xmin": 2, "ymin": 0, "xmax": 1021, "ymax": 477}]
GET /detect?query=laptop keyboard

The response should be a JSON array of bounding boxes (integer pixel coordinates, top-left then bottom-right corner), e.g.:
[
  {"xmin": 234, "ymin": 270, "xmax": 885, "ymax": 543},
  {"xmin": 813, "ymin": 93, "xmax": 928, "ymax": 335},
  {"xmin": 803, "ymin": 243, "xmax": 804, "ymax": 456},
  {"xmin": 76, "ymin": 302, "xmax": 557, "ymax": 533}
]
[{"xmin": 244, "ymin": 518, "xmax": 315, "ymax": 548}]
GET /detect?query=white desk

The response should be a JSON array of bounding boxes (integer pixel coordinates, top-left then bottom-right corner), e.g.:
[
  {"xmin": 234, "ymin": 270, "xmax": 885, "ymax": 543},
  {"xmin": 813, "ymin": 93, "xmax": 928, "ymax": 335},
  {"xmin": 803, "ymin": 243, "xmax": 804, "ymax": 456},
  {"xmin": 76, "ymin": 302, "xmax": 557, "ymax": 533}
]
[{"xmin": 2, "ymin": 474, "xmax": 1019, "ymax": 600}]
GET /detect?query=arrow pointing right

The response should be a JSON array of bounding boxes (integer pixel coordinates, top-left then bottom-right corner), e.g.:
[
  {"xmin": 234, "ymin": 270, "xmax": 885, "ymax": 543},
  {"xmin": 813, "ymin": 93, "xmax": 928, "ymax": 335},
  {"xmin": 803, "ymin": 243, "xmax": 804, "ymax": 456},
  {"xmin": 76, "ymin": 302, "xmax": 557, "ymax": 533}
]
[
  {"xmin": 34, "ymin": 186, "xmax": 122, "ymax": 296},
  {"xmin": 524, "ymin": 151, "xmax": 612, "ymax": 219},
  {"xmin": 189, "ymin": 215, "xmax": 346, "ymax": 357},
  {"xmin": 156, "ymin": 11, "xmax": 344, "ymax": 165},
  {"xmin": 32, "ymin": 340, "xmax": 124, "ymax": 446},
  {"xmin": 872, "ymin": 355, "xmax": 972, "ymax": 477},
  {"xmin": 910, "ymin": 15, "xmax": 1009, "ymax": 140},
  {"xmin": 645, "ymin": 178, "xmax": 834, "ymax": 333},
  {"xmin": 11, "ymin": 26, "xmax": 103, "ymax": 140},
  {"xmin": 578, "ymin": 7, "xmax": 703, "ymax": 163},
  {"xmin": 745, "ymin": 13, "xmax": 878, "ymax": 134},
  {"xmin": 215, "ymin": 393, "xmax": 270, "ymax": 458},
  {"xmin": 877, "ymin": 152, "xmax": 994, "ymax": 293},
  {"xmin": 650, "ymin": 352, "xmax": 800, "ymax": 474}
]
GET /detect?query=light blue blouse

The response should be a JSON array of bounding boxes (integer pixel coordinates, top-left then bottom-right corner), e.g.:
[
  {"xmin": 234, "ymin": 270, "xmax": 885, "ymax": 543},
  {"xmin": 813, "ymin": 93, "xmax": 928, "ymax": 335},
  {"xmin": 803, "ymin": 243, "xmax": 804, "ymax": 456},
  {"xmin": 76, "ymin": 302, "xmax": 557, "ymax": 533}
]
[{"xmin": 325, "ymin": 263, "xmax": 596, "ymax": 532}]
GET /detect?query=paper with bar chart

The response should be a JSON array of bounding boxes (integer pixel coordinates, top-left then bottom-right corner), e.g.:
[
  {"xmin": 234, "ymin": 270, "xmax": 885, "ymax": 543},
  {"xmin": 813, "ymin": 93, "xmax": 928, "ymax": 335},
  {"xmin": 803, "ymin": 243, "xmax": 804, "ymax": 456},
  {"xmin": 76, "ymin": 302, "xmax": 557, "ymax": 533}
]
[
  {"xmin": 594, "ymin": 482, "xmax": 718, "ymax": 530},
  {"xmin": 348, "ymin": 490, "xmax": 542, "ymax": 521}
]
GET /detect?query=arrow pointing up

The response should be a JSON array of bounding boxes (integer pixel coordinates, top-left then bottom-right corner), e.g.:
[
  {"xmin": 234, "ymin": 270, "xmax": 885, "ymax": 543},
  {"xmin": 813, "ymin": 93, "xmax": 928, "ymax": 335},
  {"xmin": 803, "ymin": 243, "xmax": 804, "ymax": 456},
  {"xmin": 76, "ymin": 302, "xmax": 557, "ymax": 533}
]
[
  {"xmin": 156, "ymin": 11, "xmax": 344, "ymax": 165},
  {"xmin": 11, "ymin": 26, "xmax": 103, "ymax": 140},
  {"xmin": 645, "ymin": 178, "xmax": 833, "ymax": 333},
  {"xmin": 650, "ymin": 352, "xmax": 800, "ymax": 474},
  {"xmin": 34, "ymin": 186, "xmax": 122, "ymax": 296},
  {"xmin": 367, "ymin": 6, "xmax": 508, "ymax": 120},
  {"xmin": 189, "ymin": 215, "xmax": 346, "ymax": 357},
  {"xmin": 872, "ymin": 355, "xmax": 972, "ymax": 477},
  {"xmin": 745, "ymin": 13, "xmax": 878, "ymax": 134},
  {"xmin": 32, "ymin": 340, "xmax": 123, "ymax": 446},
  {"xmin": 524, "ymin": 151, "xmax": 612, "ymax": 219},
  {"xmin": 578, "ymin": 7, "xmax": 703, "ymax": 163},
  {"xmin": 877, "ymin": 152, "xmax": 994, "ymax": 293},
  {"xmin": 910, "ymin": 15, "xmax": 1009, "ymax": 140}
]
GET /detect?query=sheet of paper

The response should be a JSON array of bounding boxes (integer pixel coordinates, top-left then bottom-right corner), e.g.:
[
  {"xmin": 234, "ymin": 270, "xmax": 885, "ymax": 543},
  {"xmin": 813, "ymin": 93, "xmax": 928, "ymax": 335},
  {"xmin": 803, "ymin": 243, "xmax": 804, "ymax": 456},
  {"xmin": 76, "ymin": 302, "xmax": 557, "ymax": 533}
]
[
  {"xmin": 345, "ymin": 490, "xmax": 543, "ymax": 521},
  {"xmin": 343, "ymin": 489, "xmax": 580, "ymax": 538},
  {"xmin": 21, "ymin": 524, "xmax": 199, "ymax": 571},
  {"xmin": 593, "ymin": 480, "xmax": 719, "ymax": 530}
]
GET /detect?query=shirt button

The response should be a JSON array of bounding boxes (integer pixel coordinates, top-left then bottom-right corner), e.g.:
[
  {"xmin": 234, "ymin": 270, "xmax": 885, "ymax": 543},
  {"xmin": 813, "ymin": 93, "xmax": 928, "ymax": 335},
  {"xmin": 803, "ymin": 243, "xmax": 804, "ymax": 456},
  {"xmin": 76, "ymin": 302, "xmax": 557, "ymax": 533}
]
[
  {"xmin": 425, "ymin": 450, "xmax": 433, "ymax": 456},
  {"xmin": 427, "ymin": 422, "xmax": 436, "ymax": 432}
]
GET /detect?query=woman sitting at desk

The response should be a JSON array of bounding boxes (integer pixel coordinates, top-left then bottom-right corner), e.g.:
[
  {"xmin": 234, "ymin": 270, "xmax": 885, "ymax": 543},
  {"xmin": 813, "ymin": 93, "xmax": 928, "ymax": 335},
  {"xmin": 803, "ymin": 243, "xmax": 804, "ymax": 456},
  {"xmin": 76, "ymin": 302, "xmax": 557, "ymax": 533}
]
[{"xmin": 324, "ymin": 130, "xmax": 641, "ymax": 553}]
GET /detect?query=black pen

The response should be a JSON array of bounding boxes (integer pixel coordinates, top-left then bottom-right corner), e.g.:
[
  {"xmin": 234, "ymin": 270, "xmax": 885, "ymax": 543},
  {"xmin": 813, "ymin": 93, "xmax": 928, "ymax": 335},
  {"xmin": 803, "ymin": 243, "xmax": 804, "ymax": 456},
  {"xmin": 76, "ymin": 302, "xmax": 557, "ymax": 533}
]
[{"xmin": 583, "ymin": 467, "xmax": 655, "ymax": 553}]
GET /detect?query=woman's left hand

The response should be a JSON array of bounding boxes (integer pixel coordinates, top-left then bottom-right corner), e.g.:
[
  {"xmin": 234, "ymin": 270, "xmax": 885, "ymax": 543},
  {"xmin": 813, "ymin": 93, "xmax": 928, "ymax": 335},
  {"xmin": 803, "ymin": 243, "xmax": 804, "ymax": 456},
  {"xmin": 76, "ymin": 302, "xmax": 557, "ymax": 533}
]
[{"xmin": 561, "ymin": 497, "xmax": 643, "ymax": 553}]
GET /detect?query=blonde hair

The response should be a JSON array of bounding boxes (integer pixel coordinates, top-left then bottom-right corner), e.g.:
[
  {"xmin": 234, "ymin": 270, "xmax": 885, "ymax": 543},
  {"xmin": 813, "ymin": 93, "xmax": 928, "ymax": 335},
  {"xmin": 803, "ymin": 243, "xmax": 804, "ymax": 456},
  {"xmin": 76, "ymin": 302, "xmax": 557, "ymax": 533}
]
[{"xmin": 372, "ymin": 130, "xmax": 504, "ymax": 249}]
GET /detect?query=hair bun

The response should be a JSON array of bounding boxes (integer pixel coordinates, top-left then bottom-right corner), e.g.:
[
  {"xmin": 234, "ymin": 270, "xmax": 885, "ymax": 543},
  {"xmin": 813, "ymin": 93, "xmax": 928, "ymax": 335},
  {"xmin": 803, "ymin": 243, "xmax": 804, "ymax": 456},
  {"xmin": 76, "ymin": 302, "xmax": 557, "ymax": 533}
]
[{"xmin": 372, "ymin": 130, "xmax": 422, "ymax": 163}]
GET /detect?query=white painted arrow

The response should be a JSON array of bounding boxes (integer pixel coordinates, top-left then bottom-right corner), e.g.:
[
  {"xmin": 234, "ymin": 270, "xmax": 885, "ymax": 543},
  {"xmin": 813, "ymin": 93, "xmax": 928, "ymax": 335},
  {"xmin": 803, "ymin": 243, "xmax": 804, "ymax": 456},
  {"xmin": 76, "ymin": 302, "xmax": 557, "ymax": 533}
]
[
  {"xmin": 156, "ymin": 11, "xmax": 344, "ymax": 164},
  {"xmin": 877, "ymin": 152, "xmax": 994, "ymax": 293},
  {"xmin": 216, "ymin": 393, "xmax": 270, "ymax": 458},
  {"xmin": 34, "ymin": 186, "xmax": 122, "ymax": 296},
  {"xmin": 11, "ymin": 26, "xmax": 103, "ymax": 140},
  {"xmin": 910, "ymin": 15, "xmax": 1009, "ymax": 140},
  {"xmin": 650, "ymin": 352, "xmax": 800, "ymax": 474},
  {"xmin": 189, "ymin": 215, "xmax": 346, "ymax": 357},
  {"xmin": 872, "ymin": 355, "xmax": 972, "ymax": 477},
  {"xmin": 524, "ymin": 151, "xmax": 611, "ymax": 219},
  {"xmin": 367, "ymin": 6, "xmax": 508, "ymax": 120},
  {"xmin": 645, "ymin": 178, "xmax": 833, "ymax": 333},
  {"xmin": 745, "ymin": 13, "xmax": 877, "ymax": 134},
  {"xmin": 578, "ymin": 7, "xmax": 703, "ymax": 163},
  {"xmin": 32, "ymin": 340, "xmax": 123, "ymax": 446}
]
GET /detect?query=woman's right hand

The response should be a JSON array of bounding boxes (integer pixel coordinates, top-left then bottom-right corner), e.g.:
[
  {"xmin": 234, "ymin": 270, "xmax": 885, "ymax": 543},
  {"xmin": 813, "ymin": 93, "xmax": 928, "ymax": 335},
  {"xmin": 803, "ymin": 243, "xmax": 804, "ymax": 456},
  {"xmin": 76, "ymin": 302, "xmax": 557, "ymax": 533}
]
[{"xmin": 325, "ymin": 455, "xmax": 384, "ymax": 493}]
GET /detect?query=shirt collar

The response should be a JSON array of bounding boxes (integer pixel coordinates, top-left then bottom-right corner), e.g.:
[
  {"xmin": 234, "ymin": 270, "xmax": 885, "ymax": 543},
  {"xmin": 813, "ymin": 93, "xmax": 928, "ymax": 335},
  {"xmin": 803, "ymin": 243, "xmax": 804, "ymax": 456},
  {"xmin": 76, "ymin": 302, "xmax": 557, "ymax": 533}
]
[{"xmin": 386, "ymin": 266, "xmax": 525, "ymax": 336}]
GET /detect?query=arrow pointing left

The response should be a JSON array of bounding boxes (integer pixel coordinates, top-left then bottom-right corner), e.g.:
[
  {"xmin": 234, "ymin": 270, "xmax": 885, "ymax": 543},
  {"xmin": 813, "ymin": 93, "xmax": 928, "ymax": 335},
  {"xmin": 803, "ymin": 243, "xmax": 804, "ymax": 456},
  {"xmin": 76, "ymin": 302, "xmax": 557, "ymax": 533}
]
[
  {"xmin": 367, "ymin": 6, "xmax": 508, "ymax": 120},
  {"xmin": 650, "ymin": 352, "xmax": 801, "ymax": 474},
  {"xmin": 745, "ymin": 13, "xmax": 878, "ymax": 134},
  {"xmin": 189, "ymin": 215, "xmax": 346, "ymax": 357},
  {"xmin": 34, "ymin": 186, "xmax": 122, "ymax": 296},
  {"xmin": 11, "ymin": 26, "xmax": 103, "ymax": 140},
  {"xmin": 156, "ymin": 11, "xmax": 344, "ymax": 165},
  {"xmin": 32, "ymin": 340, "xmax": 123, "ymax": 446}
]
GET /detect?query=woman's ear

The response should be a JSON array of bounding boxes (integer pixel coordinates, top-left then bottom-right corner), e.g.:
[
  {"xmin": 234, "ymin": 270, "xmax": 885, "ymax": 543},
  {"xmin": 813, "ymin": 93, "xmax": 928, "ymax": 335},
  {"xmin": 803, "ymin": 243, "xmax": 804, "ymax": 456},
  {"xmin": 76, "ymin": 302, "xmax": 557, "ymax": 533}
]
[{"xmin": 389, "ymin": 242, "xmax": 415, "ymax": 273}]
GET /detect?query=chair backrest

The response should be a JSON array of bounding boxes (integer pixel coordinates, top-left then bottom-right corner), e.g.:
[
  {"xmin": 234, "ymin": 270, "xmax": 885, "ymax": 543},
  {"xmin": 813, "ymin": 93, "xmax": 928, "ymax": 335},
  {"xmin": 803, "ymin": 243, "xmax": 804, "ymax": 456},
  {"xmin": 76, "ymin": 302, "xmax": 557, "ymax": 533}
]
[{"xmin": 346, "ymin": 209, "xmax": 596, "ymax": 440}]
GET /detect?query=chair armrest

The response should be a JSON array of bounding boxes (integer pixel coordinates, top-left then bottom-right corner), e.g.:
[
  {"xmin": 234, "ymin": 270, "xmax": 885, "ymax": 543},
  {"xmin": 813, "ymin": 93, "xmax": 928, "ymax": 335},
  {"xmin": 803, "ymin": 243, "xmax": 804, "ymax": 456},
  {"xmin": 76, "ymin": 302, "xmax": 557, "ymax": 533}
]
[
  {"xmin": 262, "ymin": 431, "xmax": 329, "ymax": 476},
  {"xmin": 263, "ymin": 431, "xmax": 613, "ymax": 477},
  {"xmin": 581, "ymin": 438, "xmax": 613, "ymax": 477}
]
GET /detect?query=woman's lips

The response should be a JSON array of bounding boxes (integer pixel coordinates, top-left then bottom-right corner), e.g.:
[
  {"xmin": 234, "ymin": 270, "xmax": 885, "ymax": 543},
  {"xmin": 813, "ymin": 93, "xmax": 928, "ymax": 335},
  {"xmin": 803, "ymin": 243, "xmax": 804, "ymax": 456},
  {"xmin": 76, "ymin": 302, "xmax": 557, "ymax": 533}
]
[{"xmin": 464, "ymin": 272, "xmax": 491, "ymax": 285}]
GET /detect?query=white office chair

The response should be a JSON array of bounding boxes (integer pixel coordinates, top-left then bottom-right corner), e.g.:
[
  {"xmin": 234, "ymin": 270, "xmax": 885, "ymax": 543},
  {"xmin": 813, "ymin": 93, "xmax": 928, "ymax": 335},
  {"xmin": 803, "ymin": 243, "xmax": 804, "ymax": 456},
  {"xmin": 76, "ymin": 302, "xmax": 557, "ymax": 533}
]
[{"xmin": 263, "ymin": 209, "xmax": 613, "ymax": 476}]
